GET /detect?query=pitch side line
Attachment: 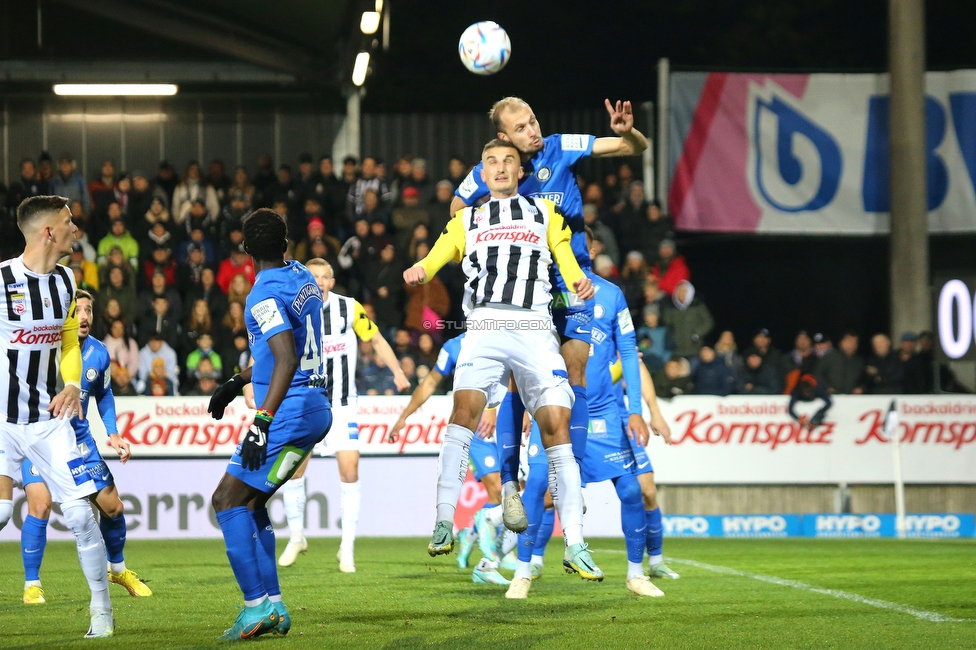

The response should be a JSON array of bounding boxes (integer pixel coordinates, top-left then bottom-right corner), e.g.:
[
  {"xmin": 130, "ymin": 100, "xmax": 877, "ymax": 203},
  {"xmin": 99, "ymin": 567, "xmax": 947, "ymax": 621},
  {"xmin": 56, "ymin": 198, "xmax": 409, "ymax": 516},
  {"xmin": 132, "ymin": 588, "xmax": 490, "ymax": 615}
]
[{"xmin": 670, "ymin": 557, "xmax": 967, "ymax": 623}]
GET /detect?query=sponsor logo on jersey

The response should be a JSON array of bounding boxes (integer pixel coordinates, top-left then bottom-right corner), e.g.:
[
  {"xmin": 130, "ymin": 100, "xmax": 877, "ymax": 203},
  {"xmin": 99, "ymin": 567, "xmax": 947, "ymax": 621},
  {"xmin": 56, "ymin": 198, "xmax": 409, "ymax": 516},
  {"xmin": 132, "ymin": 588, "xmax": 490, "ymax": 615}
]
[
  {"xmin": 10, "ymin": 291, "xmax": 26, "ymax": 314},
  {"xmin": 530, "ymin": 191, "xmax": 564, "ymax": 205},
  {"xmin": 10, "ymin": 325, "xmax": 63, "ymax": 345},
  {"xmin": 85, "ymin": 368, "xmax": 99, "ymax": 382},
  {"xmin": 617, "ymin": 309, "xmax": 635, "ymax": 334},
  {"xmin": 291, "ymin": 282, "xmax": 322, "ymax": 315},
  {"xmin": 536, "ymin": 166, "xmax": 551, "ymax": 181},
  {"xmin": 561, "ymin": 134, "xmax": 589, "ymax": 151},
  {"xmin": 590, "ymin": 326, "xmax": 607, "ymax": 345},
  {"xmin": 322, "ymin": 341, "xmax": 347, "ymax": 356},
  {"xmin": 593, "ymin": 304, "xmax": 605, "ymax": 319},
  {"xmin": 474, "ymin": 225, "xmax": 541, "ymax": 244},
  {"xmin": 251, "ymin": 298, "xmax": 286, "ymax": 335}
]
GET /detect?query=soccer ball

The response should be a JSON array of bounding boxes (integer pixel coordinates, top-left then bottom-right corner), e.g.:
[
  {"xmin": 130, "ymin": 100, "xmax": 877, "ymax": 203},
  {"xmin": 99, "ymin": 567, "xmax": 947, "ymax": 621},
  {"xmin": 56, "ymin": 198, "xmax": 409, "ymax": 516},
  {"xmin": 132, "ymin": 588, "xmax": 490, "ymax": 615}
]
[{"xmin": 458, "ymin": 21, "xmax": 512, "ymax": 75}]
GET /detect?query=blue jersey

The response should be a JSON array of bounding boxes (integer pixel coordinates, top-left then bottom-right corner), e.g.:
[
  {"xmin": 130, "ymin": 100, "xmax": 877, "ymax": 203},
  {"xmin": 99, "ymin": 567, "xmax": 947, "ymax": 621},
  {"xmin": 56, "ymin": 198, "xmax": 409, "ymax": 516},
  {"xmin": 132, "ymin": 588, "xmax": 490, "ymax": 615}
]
[
  {"xmin": 585, "ymin": 272, "xmax": 642, "ymax": 415},
  {"xmin": 457, "ymin": 133, "xmax": 596, "ymax": 278},
  {"xmin": 245, "ymin": 261, "xmax": 325, "ymax": 413},
  {"xmin": 433, "ymin": 333, "xmax": 463, "ymax": 377},
  {"xmin": 73, "ymin": 335, "xmax": 118, "ymax": 444}
]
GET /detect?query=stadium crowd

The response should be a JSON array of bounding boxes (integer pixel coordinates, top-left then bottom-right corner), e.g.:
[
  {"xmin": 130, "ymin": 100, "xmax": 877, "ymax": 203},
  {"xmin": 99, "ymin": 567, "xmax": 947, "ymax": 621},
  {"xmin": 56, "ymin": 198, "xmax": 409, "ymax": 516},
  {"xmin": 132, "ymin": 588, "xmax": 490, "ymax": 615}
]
[{"xmin": 0, "ymin": 151, "xmax": 955, "ymax": 398}]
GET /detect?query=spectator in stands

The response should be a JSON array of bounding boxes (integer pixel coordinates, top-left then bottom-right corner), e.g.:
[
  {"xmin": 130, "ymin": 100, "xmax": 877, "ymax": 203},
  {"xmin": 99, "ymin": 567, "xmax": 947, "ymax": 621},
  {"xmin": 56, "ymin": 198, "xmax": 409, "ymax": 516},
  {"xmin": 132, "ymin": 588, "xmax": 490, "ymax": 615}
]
[
  {"xmin": 583, "ymin": 183, "xmax": 614, "ymax": 228},
  {"xmin": 229, "ymin": 166, "xmax": 255, "ymax": 206},
  {"xmin": 337, "ymin": 218, "xmax": 370, "ymax": 297},
  {"xmin": 293, "ymin": 217, "xmax": 328, "ymax": 263},
  {"xmin": 392, "ymin": 187, "xmax": 430, "ymax": 251},
  {"xmin": 184, "ymin": 299, "xmax": 215, "ymax": 356},
  {"xmin": 300, "ymin": 195, "xmax": 331, "ymax": 241},
  {"xmin": 360, "ymin": 189, "xmax": 390, "ymax": 227},
  {"xmin": 409, "ymin": 158, "xmax": 434, "ymax": 205},
  {"xmin": 185, "ymin": 366, "xmax": 219, "ymax": 397},
  {"xmin": 221, "ymin": 331, "xmax": 251, "ymax": 378},
  {"xmin": 219, "ymin": 193, "xmax": 250, "ymax": 256},
  {"xmin": 592, "ymin": 254, "xmax": 619, "ymax": 284},
  {"xmin": 226, "ymin": 272, "xmax": 252, "ymax": 307},
  {"xmin": 818, "ymin": 330, "xmax": 865, "ymax": 394},
  {"xmin": 137, "ymin": 269, "xmax": 182, "ymax": 321},
  {"xmin": 136, "ymin": 331, "xmax": 180, "ymax": 395},
  {"xmin": 207, "ymin": 160, "xmax": 231, "ymax": 207},
  {"xmin": 663, "ymin": 280, "xmax": 713, "ymax": 359},
  {"xmin": 638, "ymin": 202, "xmax": 675, "ymax": 264},
  {"xmin": 141, "ymin": 221, "xmax": 175, "ymax": 267},
  {"xmin": 172, "ymin": 160, "xmax": 220, "ymax": 227},
  {"xmin": 217, "ymin": 243, "xmax": 256, "ymax": 293},
  {"xmin": 430, "ymin": 180, "xmax": 455, "ymax": 236},
  {"xmin": 642, "ymin": 277, "xmax": 666, "ymax": 319},
  {"xmin": 404, "ymin": 243, "xmax": 450, "ymax": 343},
  {"xmin": 346, "ymin": 156, "xmax": 391, "ymax": 224},
  {"xmin": 68, "ymin": 264, "xmax": 96, "ymax": 303},
  {"xmin": 584, "ymin": 203, "xmax": 619, "ymax": 267},
  {"xmin": 138, "ymin": 295, "xmax": 181, "ymax": 350},
  {"xmin": 268, "ymin": 164, "xmax": 299, "ymax": 216},
  {"xmin": 749, "ymin": 328, "xmax": 790, "ymax": 383},
  {"xmin": 110, "ymin": 362, "xmax": 138, "ymax": 397},
  {"xmin": 913, "ymin": 330, "xmax": 937, "ymax": 394},
  {"xmin": 143, "ymin": 244, "xmax": 177, "ymax": 288},
  {"xmin": 399, "ymin": 355, "xmax": 420, "ymax": 391},
  {"xmin": 738, "ymin": 350, "xmax": 783, "ymax": 394},
  {"xmin": 252, "ymin": 155, "xmax": 276, "ymax": 207},
  {"xmin": 183, "ymin": 198, "xmax": 217, "ymax": 241},
  {"xmin": 97, "ymin": 217, "xmax": 139, "ymax": 268},
  {"xmin": 138, "ymin": 195, "xmax": 174, "ymax": 240},
  {"xmin": 865, "ymin": 333, "xmax": 903, "ymax": 394},
  {"xmin": 68, "ymin": 241, "xmax": 99, "ymax": 290},
  {"xmin": 614, "ymin": 180, "xmax": 647, "ymax": 246},
  {"xmin": 141, "ymin": 357, "xmax": 176, "ymax": 397},
  {"xmin": 392, "ymin": 327, "xmax": 419, "ymax": 361},
  {"xmin": 155, "ymin": 160, "xmax": 178, "ymax": 208},
  {"xmin": 88, "ymin": 160, "xmax": 116, "ymax": 217},
  {"xmin": 105, "ymin": 318, "xmax": 140, "ymax": 380},
  {"xmin": 186, "ymin": 267, "xmax": 228, "ymax": 322},
  {"xmin": 7, "ymin": 159, "xmax": 46, "ymax": 210},
  {"xmin": 220, "ymin": 300, "xmax": 247, "ymax": 344},
  {"xmin": 365, "ymin": 243, "xmax": 405, "ymax": 339},
  {"xmin": 447, "ymin": 156, "xmax": 467, "ymax": 188},
  {"xmin": 714, "ymin": 330, "xmax": 744, "ymax": 379},
  {"xmin": 360, "ymin": 348, "xmax": 397, "ymax": 395},
  {"xmin": 185, "ymin": 333, "xmax": 223, "ymax": 385},
  {"xmin": 650, "ymin": 239, "xmax": 690, "ymax": 296},
  {"xmin": 71, "ymin": 219, "xmax": 96, "ymax": 262},
  {"xmin": 789, "ymin": 374, "xmax": 832, "ymax": 430},
  {"xmin": 416, "ymin": 333, "xmax": 439, "ymax": 370},
  {"xmin": 49, "ymin": 153, "xmax": 91, "ymax": 215},
  {"xmin": 129, "ymin": 170, "xmax": 167, "ymax": 236},
  {"xmin": 390, "ymin": 156, "xmax": 413, "ymax": 205},
  {"xmin": 406, "ymin": 223, "xmax": 430, "ymax": 263},
  {"xmin": 692, "ymin": 346, "xmax": 736, "ymax": 396},
  {"xmin": 790, "ymin": 330, "xmax": 817, "ymax": 375},
  {"xmin": 900, "ymin": 331, "xmax": 931, "ymax": 394},
  {"xmin": 812, "ymin": 332, "xmax": 833, "ymax": 370},
  {"xmin": 101, "ymin": 266, "xmax": 137, "ymax": 324},
  {"xmin": 311, "ymin": 156, "xmax": 343, "ymax": 227},
  {"xmin": 653, "ymin": 357, "xmax": 694, "ymax": 399},
  {"xmin": 620, "ymin": 251, "xmax": 648, "ymax": 313},
  {"xmin": 636, "ymin": 304, "xmax": 673, "ymax": 373}
]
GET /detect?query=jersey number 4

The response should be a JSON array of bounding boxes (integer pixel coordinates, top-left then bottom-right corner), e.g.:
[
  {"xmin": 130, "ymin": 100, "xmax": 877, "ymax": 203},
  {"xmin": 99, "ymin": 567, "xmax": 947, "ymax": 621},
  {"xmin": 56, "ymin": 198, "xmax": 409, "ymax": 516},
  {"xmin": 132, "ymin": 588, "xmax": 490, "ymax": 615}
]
[{"xmin": 301, "ymin": 315, "xmax": 322, "ymax": 371}]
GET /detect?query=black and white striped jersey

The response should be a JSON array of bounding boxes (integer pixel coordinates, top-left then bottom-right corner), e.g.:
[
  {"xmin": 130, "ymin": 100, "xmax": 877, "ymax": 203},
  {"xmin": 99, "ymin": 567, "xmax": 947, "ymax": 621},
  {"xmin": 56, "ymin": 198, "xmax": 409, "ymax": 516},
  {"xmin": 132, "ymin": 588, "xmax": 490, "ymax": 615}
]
[
  {"xmin": 459, "ymin": 195, "xmax": 556, "ymax": 318},
  {"xmin": 320, "ymin": 293, "xmax": 378, "ymax": 407},
  {"xmin": 0, "ymin": 257, "xmax": 77, "ymax": 424}
]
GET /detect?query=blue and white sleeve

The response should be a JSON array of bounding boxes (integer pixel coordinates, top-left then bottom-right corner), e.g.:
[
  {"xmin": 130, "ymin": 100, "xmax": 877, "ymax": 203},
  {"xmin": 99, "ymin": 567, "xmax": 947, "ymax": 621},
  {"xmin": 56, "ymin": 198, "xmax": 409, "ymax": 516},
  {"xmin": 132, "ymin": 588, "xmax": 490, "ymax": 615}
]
[
  {"xmin": 454, "ymin": 165, "xmax": 488, "ymax": 205},
  {"xmin": 614, "ymin": 292, "xmax": 642, "ymax": 416},
  {"xmin": 93, "ymin": 356, "xmax": 119, "ymax": 435}
]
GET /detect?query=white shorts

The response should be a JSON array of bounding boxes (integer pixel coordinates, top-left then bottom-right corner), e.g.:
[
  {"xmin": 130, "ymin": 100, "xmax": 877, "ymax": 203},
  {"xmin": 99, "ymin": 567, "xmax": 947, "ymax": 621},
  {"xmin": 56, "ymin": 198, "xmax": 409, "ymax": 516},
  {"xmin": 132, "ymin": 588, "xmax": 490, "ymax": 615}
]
[
  {"xmin": 315, "ymin": 403, "xmax": 360, "ymax": 456},
  {"xmin": 0, "ymin": 417, "xmax": 97, "ymax": 503},
  {"xmin": 453, "ymin": 318, "xmax": 574, "ymax": 417}
]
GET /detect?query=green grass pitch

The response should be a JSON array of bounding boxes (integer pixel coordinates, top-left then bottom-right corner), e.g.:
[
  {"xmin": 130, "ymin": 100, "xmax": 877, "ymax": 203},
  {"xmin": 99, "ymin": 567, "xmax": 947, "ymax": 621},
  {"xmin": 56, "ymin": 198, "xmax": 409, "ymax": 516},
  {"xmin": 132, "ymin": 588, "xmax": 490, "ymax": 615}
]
[{"xmin": 0, "ymin": 537, "xmax": 973, "ymax": 649}]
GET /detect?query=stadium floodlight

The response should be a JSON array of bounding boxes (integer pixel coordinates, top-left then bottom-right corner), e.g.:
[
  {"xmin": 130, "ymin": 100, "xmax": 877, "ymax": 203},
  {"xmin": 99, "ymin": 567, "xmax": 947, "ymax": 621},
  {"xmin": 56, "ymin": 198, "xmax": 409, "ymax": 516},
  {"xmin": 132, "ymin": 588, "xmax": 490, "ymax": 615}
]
[
  {"xmin": 352, "ymin": 52, "xmax": 370, "ymax": 86},
  {"xmin": 374, "ymin": 0, "xmax": 383, "ymax": 12},
  {"xmin": 360, "ymin": 11, "xmax": 380, "ymax": 34},
  {"xmin": 53, "ymin": 84, "xmax": 178, "ymax": 96}
]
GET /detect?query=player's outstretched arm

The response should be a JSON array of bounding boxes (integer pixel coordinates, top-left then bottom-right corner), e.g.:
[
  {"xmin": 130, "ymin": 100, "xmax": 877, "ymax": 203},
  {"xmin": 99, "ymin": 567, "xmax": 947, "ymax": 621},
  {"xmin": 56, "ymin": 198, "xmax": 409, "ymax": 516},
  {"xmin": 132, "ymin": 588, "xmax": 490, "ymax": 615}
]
[
  {"xmin": 389, "ymin": 369, "xmax": 443, "ymax": 442},
  {"xmin": 368, "ymin": 331, "xmax": 410, "ymax": 393},
  {"xmin": 406, "ymin": 215, "xmax": 466, "ymax": 285},
  {"xmin": 591, "ymin": 99, "xmax": 649, "ymax": 157}
]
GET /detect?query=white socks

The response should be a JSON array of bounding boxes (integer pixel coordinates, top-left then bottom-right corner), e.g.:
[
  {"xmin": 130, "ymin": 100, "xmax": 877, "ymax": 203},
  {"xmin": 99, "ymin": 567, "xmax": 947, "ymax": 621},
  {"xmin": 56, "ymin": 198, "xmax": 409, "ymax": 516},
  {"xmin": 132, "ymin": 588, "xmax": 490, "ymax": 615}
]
[
  {"xmin": 514, "ymin": 560, "xmax": 533, "ymax": 580},
  {"xmin": 0, "ymin": 499, "xmax": 12, "ymax": 530},
  {"xmin": 531, "ymin": 555, "xmax": 544, "ymax": 567},
  {"xmin": 435, "ymin": 424, "xmax": 474, "ymax": 523},
  {"xmin": 61, "ymin": 499, "xmax": 111, "ymax": 612},
  {"xmin": 109, "ymin": 561, "xmax": 126, "ymax": 573},
  {"xmin": 499, "ymin": 529, "xmax": 518, "ymax": 556},
  {"xmin": 339, "ymin": 481, "xmax": 361, "ymax": 553},
  {"xmin": 628, "ymin": 561, "xmax": 645, "ymax": 580},
  {"xmin": 546, "ymin": 443, "xmax": 584, "ymax": 547},
  {"xmin": 649, "ymin": 553, "xmax": 663, "ymax": 566},
  {"xmin": 282, "ymin": 476, "xmax": 307, "ymax": 542},
  {"xmin": 485, "ymin": 503, "xmax": 505, "ymax": 528}
]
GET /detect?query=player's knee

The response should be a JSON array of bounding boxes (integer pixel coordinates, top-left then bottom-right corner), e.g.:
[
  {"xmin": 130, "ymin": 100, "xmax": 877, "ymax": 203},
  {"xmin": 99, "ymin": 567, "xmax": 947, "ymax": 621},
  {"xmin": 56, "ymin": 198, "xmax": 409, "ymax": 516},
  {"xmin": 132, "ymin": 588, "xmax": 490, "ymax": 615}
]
[
  {"xmin": 99, "ymin": 498, "xmax": 124, "ymax": 519},
  {"xmin": 28, "ymin": 501, "xmax": 51, "ymax": 520},
  {"xmin": 61, "ymin": 498, "xmax": 98, "ymax": 539},
  {"xmin": 540, "ymin": 382, "xmax": 575, "ymax": 413},
  {"xmin": 0, "ymin": 499, "xmax": 13, "ymax": 531},
  {"xmin": 615, "ymin": 476, "xmax": 643, "ymax": 505},
  {"xmin": 641, "ymin": 481, "xmax": 657, "ymax": 509},
  {"xmin": 211, "ymin": 488, "xmax": 233, "ymax": 513},
  {"xmin": 339, "ymin": 470, "xmax": 359, "ymax": 484}
]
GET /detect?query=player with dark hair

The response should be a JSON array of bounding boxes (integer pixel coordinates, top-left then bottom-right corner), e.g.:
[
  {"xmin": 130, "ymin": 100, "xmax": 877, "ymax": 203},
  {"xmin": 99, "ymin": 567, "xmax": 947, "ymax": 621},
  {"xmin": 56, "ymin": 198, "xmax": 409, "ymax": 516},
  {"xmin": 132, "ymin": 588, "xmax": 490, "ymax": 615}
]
[
  {"xmin": 19, "ymin": 289, "xmax": 151, "ymax": 606},
  {"xmin": 0, "ymin": 195, "xmax": 114, "ymax": 638},
  {"xmin": 207, "ymin": 207, "xmax": 332, "ymax": 640},
  {"xmin": 452, "ymin": 97, "xmax": 649, "ymax": 529}
]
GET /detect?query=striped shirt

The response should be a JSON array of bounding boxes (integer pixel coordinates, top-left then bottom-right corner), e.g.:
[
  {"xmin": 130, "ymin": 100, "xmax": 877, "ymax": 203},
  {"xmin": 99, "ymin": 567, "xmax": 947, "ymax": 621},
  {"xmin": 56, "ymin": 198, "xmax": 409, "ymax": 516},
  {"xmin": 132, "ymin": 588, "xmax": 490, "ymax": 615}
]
[
  {"xmin": 0, "ymin": 257, "xmax": 77, "ymax": 424},
  {"xmin": 320, "ymin": 293, "xmax": 378, "ymax": 407}
]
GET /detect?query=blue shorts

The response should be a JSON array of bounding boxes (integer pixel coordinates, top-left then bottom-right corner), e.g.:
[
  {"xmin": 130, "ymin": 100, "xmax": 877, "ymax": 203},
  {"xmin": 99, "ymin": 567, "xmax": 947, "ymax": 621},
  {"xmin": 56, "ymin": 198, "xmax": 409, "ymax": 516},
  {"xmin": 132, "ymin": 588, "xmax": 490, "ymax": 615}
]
[
  {"xmin": 582, "ymin": 406, "xmax": 652, "ymax": 484},
  {"xmin": 469, "ymin": 435, "xmax": 499, "ymax": 481},
  {"xmin": 22, "ymin": 437, "xmax": 115, "ymax": 493},
  {"xmin": 228, "ymin": 388, "xmax": 332, "ymax": 493},
  {"xmin": 551, "ymin": 263, "xmax": 594, "ymax": 343},
  {"xmin": 621, "ymin": 408, "xmax": 654, "ymax": 474}
]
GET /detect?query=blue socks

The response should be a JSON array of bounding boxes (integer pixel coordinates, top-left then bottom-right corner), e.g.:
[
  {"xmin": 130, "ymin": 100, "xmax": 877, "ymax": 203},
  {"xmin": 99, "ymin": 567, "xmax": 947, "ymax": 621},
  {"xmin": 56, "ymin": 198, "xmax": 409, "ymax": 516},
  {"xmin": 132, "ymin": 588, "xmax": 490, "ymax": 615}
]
[
  {"xmin": 516, "ymin": 464, "xmax": 548, "ymax": 562},
  {"xmin": 646, "ymin": 507, "xmax": 663, "ymax": 558},
  {"xmin": 21, "ymin": 515, "xmax": 48, "ymax": 583},
  {"xmin": 569, "ymin": 385, "xmax": 588, "ymax": 465},
  {"xmin": 251, "ymin": 508, "xmax": 281, "ymax": 600},
  {"xmin": 216, "ymin": 506, "xmax": 266, "ymax": 602},
  {"xmin": 99, "ymin": 514, "xmax": 127, "ymax": 565},
  {"xmin": 496, "ymin": 392, "xmax": 524, "ymax": 485},
  {"xmin": 615, "ymin": 474, "xmax": 646, "ymax": 564},
  {"xmin": 534, "ymin": 509, "xmax": 555, "ymax": 557}
]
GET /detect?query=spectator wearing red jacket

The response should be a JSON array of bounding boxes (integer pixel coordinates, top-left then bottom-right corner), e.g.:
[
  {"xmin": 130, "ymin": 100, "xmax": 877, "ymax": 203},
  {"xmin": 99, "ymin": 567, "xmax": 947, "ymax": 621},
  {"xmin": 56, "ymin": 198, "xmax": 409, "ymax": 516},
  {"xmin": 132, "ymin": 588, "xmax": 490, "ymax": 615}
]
[
  {"xmin": 143, "ymin": 243, "xmax": 178, "ymax": 288},
  {"xmin": 217, "ymin": 243, "xmax": 255, "ymax": 294},
  {"xmin": 650, "ymin": 238, "xmax": 690, "ymax": 296}
]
